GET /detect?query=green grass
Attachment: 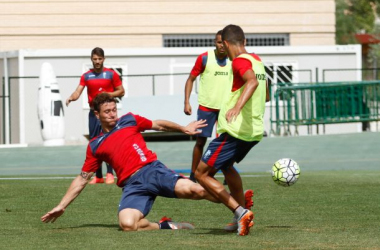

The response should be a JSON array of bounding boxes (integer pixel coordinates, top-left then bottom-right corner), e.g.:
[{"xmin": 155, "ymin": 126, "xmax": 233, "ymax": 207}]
[{"xmin": 1, "ymin": 171, "xmax": 380, "ymax": 250}]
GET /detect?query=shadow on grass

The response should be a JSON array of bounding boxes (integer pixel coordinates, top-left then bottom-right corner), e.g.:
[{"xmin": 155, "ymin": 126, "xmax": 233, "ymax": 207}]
[
  {"xmin": 53, "ymin": 223, "xmax": 119, "ymax": 230},
  {"xmin": 265, "ymin": 225, "xmax": 292, "ymax": 229},
  {"xmin": 193, "ymin": 228, "xmax": 233, "ymax": 235}
]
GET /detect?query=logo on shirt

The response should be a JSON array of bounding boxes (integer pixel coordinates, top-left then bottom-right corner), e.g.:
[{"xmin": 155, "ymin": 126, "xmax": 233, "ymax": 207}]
[
  {"xmin": 214, "ymin": 71, "xmax": 229, "ymax": 76},
  {"xmin": 204, "ymin": 150, "xmax": 211, "ymax": 160},
  {"xmin": 133, "ymin": 143, "xmax": 147, "ymax": 162}
]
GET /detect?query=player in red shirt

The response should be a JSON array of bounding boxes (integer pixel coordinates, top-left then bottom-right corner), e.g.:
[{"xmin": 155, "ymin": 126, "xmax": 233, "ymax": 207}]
[
  {"xmin": 66, "ymin": 47, "xmax": 125, "ymax": 184},
  {"xmin": 41, "ymin": 93, "xmax": 219, "ymax": 231}
]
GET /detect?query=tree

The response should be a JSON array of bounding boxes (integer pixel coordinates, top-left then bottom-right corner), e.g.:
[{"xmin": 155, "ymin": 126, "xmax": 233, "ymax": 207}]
[{"xmin": 336, "ymin": 0, "xmax": 378, "ymax": 44}]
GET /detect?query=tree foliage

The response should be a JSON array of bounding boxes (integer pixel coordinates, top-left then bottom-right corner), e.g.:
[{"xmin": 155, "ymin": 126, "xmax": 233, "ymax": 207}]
[{"xmin": 336, "ymin": 0, "xmax": 380, "ymax": 44}]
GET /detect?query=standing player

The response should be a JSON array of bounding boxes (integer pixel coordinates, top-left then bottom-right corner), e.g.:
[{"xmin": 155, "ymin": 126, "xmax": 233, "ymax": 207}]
[
  {"xmin": 66, "ymin": 47, "xmax": 125, "ymax": 184},
  {"xmin": 195, "ymin": 24, "xmax": 267, "ymax": 236},
  {"xmin": 184, "ymin": 30, "xmax": 232, "ymax": 183},
  {"xmin": 41, "ymin": 93, "xmax": 220, "ymax": 231}
]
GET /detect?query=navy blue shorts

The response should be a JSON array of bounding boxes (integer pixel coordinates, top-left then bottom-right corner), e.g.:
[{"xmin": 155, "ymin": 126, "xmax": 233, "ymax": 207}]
[
  {"xmin": 89, "ymin": 109, "xmax": 102, "ymax": 139},
  {"xmin": 201, "ymin": 133, "xmax": 259, "ymax": 170},
  {"xmin": 118, "ymin": 160, "xmax": 183, "ymax": 216},
  {"xmin": 197, "ymin": 109, "xmax": 219, "ymax": 137}
]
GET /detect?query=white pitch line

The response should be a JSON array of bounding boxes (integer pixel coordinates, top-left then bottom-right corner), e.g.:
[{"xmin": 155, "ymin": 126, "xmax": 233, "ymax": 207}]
[{"xmin": 0, "ymin": 175, "xmax": 266, "ymax": 181}]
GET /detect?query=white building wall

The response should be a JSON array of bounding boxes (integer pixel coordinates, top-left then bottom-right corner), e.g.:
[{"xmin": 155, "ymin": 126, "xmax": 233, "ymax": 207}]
[{"xmin": 0, "ymin": 45, "xmax": 362, "ymax": 145}]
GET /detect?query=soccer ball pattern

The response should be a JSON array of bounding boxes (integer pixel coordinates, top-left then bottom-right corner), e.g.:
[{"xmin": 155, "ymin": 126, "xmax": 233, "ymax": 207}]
[{"xmin": 271, "ymin": 158, "xmax": 300, "ymax": 187}]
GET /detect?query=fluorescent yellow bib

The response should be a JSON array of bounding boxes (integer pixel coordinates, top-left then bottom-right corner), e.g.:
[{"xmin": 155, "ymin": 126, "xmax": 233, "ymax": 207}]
[
  {"xmin": 217, "ymin": 53, "xmax": 266, "ymax": 141},
  {"xmin": 198, "ymin": 50, "xmax": 233, "ymax": 109}
]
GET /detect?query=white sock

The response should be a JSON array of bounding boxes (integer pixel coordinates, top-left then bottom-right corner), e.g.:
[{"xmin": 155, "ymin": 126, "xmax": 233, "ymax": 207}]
[{"xmin": 233, "ymin": 206, "xmax": 245, "ymax": 218}]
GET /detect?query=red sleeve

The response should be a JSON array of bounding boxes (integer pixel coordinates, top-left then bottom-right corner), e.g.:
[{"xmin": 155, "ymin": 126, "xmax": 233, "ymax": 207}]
[
  {"xmin": 190, "ymin": 52, "xmax": 207, "ymax": 77},
  {"xmin": 133, "ymin": 114, "xmax": 153, "ymax": 131},
  {"xmin": 233, "ymin": 57, "xmax": 253, "ymax": 78},
  {"xmin": 79, "ymin": 74, "xmax": 86, "ymax": 87},
  {"xmin": 112, "ymin": 70, "xmax": 122, "ymax": 87},
  {"xmin": 81, "ymin": 144, "xmax": 102, "ymax": 173}
]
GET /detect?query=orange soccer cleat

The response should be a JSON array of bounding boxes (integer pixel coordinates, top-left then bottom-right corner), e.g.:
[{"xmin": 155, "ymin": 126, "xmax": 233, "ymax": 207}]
[{"xmin": 237, "ymin": 209, "xmax": 254, "ymax": 236}]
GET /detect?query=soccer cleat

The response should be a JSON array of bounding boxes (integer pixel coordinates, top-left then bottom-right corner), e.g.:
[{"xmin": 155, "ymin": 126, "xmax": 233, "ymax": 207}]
[
  {"xmin": 89, "ymin": 177, "xmax": 104, "ymax": 184},
  {"xmin": 244, "ymin": 189, "xmax": 254, "ymax": 210},
  {"xmin": 224, "ymin": 216, "xmax": 254, "ymax": 232},
  {"xmin": 105, "ymin": 173, "xmax": 114, "ymax": 184},
  {"xmin": 159, "ymin": 216, "xmax": 195, "ymax": 230},
  {"xmin": 224, "ymin": 189, "xmax": 255, "ymax": 232},
  {"xmin": 237, "ymin": 209, "xmax": 254, "ymax": 236}
]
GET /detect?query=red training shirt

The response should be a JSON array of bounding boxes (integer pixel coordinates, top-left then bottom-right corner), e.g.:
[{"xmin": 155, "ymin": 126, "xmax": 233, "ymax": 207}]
[
  {"xmin": 79, "ymin": 67, "xmax": 122, "ymax": 106},
  {"xmin": 81, "ymin": 113, "xmax": 158, "ymax": 187}
]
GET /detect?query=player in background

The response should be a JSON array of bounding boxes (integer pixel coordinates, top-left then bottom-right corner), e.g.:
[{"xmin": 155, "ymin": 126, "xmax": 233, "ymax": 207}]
[
  {"xmin": 66, "ymin": 47, "xmax": 125, "ymax": 184},
  {"xmin": 195, "ymin": 24, "xmax": 268, "ymax": 236},
  {"xmin": 41, "ymin": 93, "xmax": 220, "ymax": 231},
  {"xmin": 184, "ymin": 30, "xmax": 232, "ymax": 183}
]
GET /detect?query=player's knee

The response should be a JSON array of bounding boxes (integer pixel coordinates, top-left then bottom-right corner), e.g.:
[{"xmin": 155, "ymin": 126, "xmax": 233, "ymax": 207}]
[
  {"xmin": 190, "ymin": 184, "xmax": 207, "ymax": 199},
  {"xmin": 119, "ymin": 218, "xmax": 138, "ymax": 231}
]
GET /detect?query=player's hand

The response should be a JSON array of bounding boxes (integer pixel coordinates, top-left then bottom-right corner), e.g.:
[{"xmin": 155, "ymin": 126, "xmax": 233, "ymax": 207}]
[
  {"xmin": 41, "ymin": 206, "xmax": 65, "ymax": 223},
  {"xmin": 184, "ymin": 119, "xmax": 207, "ymax": 135},
  {"xmin": 225, "ymin": 107, "xmax": 241, "ymax": 123},
  {"xmin": 184, "ymin": 103, "xmax": 192, "ymax": 115},
  {"xmin": 65, "ymin": 98, "xmax": 72, "ymax": 107}
]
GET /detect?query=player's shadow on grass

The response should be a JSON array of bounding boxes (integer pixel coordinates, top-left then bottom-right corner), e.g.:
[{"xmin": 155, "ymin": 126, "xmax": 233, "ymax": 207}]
[
  {"xmin": 266, "ymin": 225, "xmax": 292, "ymax": 229},
  {"xmin": 55, "ymin": 223, "xmax": 119, "ymax": 230},
  {"xmin": 193, "ymin": 228, "xmax": 234, "ymax": 235}
]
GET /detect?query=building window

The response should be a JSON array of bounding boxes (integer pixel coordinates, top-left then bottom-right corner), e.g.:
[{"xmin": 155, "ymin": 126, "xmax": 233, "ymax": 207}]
[{"xmin": 163, "ymin": 34, "xmax": 289, "ymax": 47}]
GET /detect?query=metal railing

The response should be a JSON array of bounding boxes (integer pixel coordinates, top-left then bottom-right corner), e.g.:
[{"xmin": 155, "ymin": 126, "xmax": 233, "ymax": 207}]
[{"xmin": 271, "ymin": 81, "xmax": 380, "ymax": 135}]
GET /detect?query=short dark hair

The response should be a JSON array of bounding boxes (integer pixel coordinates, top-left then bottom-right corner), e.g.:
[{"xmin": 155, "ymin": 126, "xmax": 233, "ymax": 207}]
[
  {"xmin": 221, "ymin": 24, "xmax": 245, "ymax": 45},
  {"xmin": 215, "ymin": 30, "xmax": 223, "ymax": 38},
  {"xmin": 93, "ymin": 93, "xmax": 116, "ymax": 112},
  {"xmin": 91, "ymin": 47, "xmax": 105, "ymax": 58}
]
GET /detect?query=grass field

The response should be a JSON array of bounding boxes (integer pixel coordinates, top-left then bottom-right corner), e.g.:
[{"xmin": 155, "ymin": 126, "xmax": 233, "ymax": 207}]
[{"xmin": 1, "ymin": 170, "xmax": 380, "ymax": 250}]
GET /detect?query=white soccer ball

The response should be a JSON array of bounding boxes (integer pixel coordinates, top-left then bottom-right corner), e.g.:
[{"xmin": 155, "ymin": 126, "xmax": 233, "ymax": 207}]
[{"xmin": 271, "ymin": 158, "xmax": 300, "ymax": 187}]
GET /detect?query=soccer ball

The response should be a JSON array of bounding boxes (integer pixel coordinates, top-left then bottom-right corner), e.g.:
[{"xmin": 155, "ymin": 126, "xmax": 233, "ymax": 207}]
[{"xmin": 271, "ymin": 158, "xmax": 300, "ymax": 187}]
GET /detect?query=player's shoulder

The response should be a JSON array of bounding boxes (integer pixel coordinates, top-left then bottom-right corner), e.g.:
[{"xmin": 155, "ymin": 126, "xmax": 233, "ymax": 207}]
[
  {"xmin": 118, "ymin": 112, "xmax": 139, "ymax": 125},
  {"xmin": 82, "ymin": 69, "xmax": 94, "ymax": 76},
  {"xmin": 196, "ymin": 51, "xmax": 208, "ymax": 60},
  {"xmin": 237, "ymin": 53, "xmax": 262, "ymax": 62}
]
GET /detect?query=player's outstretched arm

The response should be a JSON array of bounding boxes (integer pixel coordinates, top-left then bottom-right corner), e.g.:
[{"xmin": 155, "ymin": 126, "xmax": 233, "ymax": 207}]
[
  {"xmin": 41, "ymin": 171, "xmax": 92, "ymax": 223},
  {"xmin": 66, "ymin": 85, "xmax": 85, "ymax": 107},
  {"xmin": 152, "ymin": 119, "xmax": 207, "ymax": 135}
]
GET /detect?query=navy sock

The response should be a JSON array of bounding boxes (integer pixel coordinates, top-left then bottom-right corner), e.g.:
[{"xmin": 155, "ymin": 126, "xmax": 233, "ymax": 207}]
[{"xmin": 159, "ymin": 221, "xmax": 172, "ymax": 229}]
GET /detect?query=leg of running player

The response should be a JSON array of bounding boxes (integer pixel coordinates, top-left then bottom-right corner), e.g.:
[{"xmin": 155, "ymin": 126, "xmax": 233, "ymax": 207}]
[
  {"xmin": 222, "ymin": 165, "xmax": 245, "ymax": 207},
  {"xmin": 190, "ymin": 137, "xmax": 207, "ymax": 181},
  {"xmin": 195, "ymin": 161, "xmax": 240, "ymax": 211}
]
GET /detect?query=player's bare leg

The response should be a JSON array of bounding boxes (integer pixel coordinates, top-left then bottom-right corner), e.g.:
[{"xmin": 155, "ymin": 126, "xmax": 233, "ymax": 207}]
[
  {"xmin": 196, "ymin": 161, "xmax": 254, "ymax": 236},
  {"xmin": 195, "ymin": 161, "xmax": 239, "ymax": 211},
  {"xmin": 222, "ymin": 166, "xmax": 245, "ymax": 207},
  {"xmin": 190, "ymin": 137, "xmax": 207, "ymax": 182},
  {"xmin": 174, "ymin": 178, "xmax": 219, "ymax": 203},
  {"xmin": 119, "ymin": 209, "xmax": 159, "ymax": 231}
]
